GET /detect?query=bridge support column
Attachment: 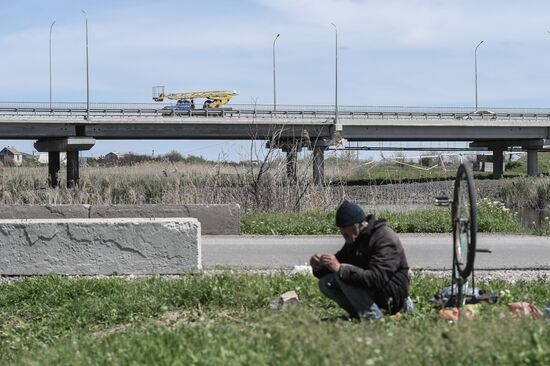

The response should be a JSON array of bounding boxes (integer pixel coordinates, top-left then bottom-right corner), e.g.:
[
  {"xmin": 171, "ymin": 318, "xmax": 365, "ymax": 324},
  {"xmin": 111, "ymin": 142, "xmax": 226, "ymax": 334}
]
[
  {"xmin": 310, "ymin": 137, "xmax": 332, "ymax": 187},
  {"xmin": 471, "ymin": 140, "xmax": 544, "ymax": 179},
  {"xmin": 492, "ymin": 148, "xmax": 504, "ymax": 179},
  {"xmin": 527, "ymin": 150, "xmax": 538, "ymax": 176},
  {"xmin": 67, "ymin": 151, "xmax": 80, "ymax": 188},
  {"xmin": 48, "ymin": 151, "xmax": 60, "ymax": 188},
  {"xmin": 269, "ymin": 139, "xmax": 303, "ymax": 185},
  {"xmin": 34, "ymin": 137, "xmax": 95, "ymax": 188},
  {"xmin": 283, "ymin": 145, "xmax": 298, "ymax": 185},
  {"xmin": 313, "ymin": 145, "xmax": 326, "ymax": 186}
]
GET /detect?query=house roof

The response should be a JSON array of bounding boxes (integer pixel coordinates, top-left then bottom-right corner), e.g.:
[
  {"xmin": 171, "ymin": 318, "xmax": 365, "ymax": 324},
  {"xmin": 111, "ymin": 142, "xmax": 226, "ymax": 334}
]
[
  {"xmin": 105, "ymin": 152, "xmax": 125, "ymax": 158},
  {"xmin": 1, "ymin": 146, "xmax": 21, "ymax": 155}
]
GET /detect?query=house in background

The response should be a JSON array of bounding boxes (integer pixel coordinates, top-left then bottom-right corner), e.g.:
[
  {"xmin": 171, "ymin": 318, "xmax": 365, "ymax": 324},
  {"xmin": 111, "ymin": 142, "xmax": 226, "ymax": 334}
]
[
  {"xmin": 0, "ymin": 146, "xmax": 23, "ymax": 166},
  {"xmin": 104, "ymin": 152, "xmax": 125, "ymax": 164}
]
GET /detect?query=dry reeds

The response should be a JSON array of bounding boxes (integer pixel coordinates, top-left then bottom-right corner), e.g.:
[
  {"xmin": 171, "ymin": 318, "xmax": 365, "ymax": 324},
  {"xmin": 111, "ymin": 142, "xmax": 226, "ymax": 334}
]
[{"xmin": 0, "ymin": 156, "xmax": 507, "ymax": 212}]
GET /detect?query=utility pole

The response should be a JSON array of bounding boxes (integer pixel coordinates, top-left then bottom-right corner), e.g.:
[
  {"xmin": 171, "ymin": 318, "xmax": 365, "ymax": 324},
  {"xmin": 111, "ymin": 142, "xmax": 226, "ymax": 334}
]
[
  {"xmin": 49, "ymin": 21, "xmax": 55, "ymax": 109},
  {"xmin": 272, "ymin": 33, "xmax": 280, "ymax": 111},
  {"xmin": 82, "ymin": 10, "xmax": 90, "ymax": 120},
  {"xmin": 474, "ymin": 40, "xmax": 484, "ymax": 111},
  {"xmin": 331, "ymin": 23, "xmax": 339, "ymax": 126}
]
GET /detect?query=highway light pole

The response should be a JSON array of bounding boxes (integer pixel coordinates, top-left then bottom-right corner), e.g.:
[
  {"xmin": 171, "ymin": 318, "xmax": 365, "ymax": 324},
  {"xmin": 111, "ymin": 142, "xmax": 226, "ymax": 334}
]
[
  {"xmin": 82, "ymin": 10, "xmax": 90, "ymax": 121},
  {"xmin": 474, "ymin": 40, "xmax": 484, "ymax": 112},
  {"xmin": 273, "ymin": 33, "xmax": 280, "ymax": 111},
  {"xmin": 331, "ymin": 23, "xmax": 339, "ymax": 126},
  {"xmin": 49, "ymin": 20, "xmax": 55, "ymax": 109}
]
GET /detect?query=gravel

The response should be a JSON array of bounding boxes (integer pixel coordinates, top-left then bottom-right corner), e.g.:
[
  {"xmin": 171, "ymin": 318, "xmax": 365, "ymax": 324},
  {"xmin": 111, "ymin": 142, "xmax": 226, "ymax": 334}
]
[
  {"xmin": 415, "ymin": 269, "xmax": 550, "ymax": 283},
  {"xmin": 1, "ymin": 269, "xmax": 549, "ymax": 285},
  {"xmin": 344, "ymin": 179, "xmax": 504, "ymax": 205}
]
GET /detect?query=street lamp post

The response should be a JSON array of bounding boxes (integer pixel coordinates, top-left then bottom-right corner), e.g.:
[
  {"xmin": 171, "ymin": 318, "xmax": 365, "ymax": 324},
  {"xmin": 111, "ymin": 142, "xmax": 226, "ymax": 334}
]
[
  {"xmin": 331, "ymin": 23, "xmax": 338, "ymax": 126},
  {"xmin": 474, "ymin": 40, "xmax": 484, "ymax": 111},
  {"xmin": 82, "ymin": 10, "xmax": 90, "ymax": 121},
  {"xmin": 49, "ymin": 20, "xmax": 55, "ymax": 109},
  {"xmin": 272, "ymin": 34, "xmax": 280, "ymax": 111}
]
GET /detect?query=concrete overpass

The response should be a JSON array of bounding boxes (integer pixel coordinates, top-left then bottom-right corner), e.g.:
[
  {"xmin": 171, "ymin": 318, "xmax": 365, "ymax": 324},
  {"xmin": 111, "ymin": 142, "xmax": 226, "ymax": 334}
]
[{"xmin": 1, "ymin": 104, "xmax": 550, "ymax": 186}]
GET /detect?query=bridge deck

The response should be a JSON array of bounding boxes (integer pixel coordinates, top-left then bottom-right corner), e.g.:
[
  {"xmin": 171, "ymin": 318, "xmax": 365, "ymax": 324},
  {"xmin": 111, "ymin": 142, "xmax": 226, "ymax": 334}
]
[{"xmin": 0, "ymin": 114, "xmax": 548, "ymax": 141}]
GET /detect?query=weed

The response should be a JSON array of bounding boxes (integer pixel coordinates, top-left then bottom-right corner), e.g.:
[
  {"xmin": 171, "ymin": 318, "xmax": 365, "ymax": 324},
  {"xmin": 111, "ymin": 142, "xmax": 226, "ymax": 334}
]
[{"xmin": 0, "ymin": 274, "xmax": 548, "ymax": 365}]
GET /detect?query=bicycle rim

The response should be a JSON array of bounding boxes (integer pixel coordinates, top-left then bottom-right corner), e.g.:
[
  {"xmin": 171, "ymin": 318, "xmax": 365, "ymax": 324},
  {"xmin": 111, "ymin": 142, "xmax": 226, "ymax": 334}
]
[{"xmin": 452, "ymin": 164, "xmax": 477, "ymax": 279}]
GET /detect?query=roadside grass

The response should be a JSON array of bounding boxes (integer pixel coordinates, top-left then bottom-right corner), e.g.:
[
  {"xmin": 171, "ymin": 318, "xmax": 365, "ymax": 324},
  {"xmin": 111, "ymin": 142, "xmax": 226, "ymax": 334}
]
[
  {"xmin": 0, "ymin": 274, "xmax": 549, "ymax": 365},
  {"xmin": 506, "ymin": 152, "xmax": 550, "ymax": 176},
  {"xmin": 241, "ymin": 199, "xmax": 525, "ymax": 235}
]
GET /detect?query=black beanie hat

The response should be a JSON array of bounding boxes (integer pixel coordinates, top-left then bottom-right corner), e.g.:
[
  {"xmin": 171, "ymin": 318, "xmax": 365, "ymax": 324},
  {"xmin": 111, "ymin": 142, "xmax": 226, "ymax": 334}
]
[{"xmin": 335, "ymin": 200, "xmax": 367, "ymax": 227}]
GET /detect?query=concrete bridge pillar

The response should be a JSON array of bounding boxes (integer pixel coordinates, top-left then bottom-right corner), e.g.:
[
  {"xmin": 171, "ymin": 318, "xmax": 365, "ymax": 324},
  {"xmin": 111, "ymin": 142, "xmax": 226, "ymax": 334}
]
[
  {"xmin": 67, "ymin": 151, "xmax": 80, "ymax": 188},
  {"xmin": 492, "ymin": 148, "xmax": 504, "ymax": 179},
  {"xmin": 48, "ymin": 151, "xmax": 60, "ymax": 188},
  {"xmin": 282, "ymin": 143, "xmax": 300, "ymax": 185},
  {"xmin": 311, "ymin": 138, "xmax": 331, "ymax": 186},
  {"xmin": 313, "ymin": 146, "xmax": 326, "ymax": 186},
  {"xmin": 527, "ymin": 150, "xmax": 538, "ymax": 176},
  {"xmin": 266, "ymin": 135, "xmax": 332, "ymax": 186},
  {"xmin": 34, "ymin": 137, "xmax": 95, "ymax": 188}
]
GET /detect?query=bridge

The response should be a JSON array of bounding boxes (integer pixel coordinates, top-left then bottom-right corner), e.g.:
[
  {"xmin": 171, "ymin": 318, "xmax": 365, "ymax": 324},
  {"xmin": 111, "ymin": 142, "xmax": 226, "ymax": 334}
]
[{"xmin": 1, "ymin": 102, "xmax": 550, "ymax": 187}]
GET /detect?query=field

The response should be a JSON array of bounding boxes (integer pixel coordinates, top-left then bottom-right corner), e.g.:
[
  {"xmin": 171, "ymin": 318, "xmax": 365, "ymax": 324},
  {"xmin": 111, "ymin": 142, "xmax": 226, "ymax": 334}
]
[
  {"xmin": 0, "ymin": 274, "xmax": 548, "ymax": 365},
  {"xmin": 0, "ymin": 158, "xmax": 532, "ymax": 209},
  {"xmin": 0, "ymin": 158, "xmax": 548, "ymax": 365}
]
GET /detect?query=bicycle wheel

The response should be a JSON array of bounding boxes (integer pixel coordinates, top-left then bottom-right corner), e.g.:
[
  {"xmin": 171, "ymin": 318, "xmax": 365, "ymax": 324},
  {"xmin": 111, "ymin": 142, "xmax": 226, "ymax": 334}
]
[{"xmin": 452, "ymin": 163, "xmax": 477, "ymax": 279}]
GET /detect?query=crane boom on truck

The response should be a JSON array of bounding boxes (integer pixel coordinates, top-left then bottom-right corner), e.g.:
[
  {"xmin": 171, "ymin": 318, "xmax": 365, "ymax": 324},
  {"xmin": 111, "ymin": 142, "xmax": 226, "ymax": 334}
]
[{"xmin": 152, "ymin": 86, "xmax": 238, "ymax": 108}]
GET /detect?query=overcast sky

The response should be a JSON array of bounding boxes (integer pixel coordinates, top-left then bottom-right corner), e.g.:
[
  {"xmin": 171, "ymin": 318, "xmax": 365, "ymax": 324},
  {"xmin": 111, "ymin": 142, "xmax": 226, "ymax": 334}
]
[{"xmin": 2, "ymin": 0, "xmax": 550, "ymax": 159}]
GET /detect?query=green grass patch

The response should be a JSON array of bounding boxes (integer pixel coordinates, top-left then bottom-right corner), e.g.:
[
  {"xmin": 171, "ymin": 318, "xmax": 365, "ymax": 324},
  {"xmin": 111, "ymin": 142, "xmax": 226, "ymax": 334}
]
[
  {"xmin": 241, "ymin": 200, "xmax": 525, "ymax": 235},
  {"xmin": 506, "ymin": 152, "xmax": 550, "ymax": 176},
  {"xmin": 0, "ymin": 274, "xmax": 549, "ymax": 365}
]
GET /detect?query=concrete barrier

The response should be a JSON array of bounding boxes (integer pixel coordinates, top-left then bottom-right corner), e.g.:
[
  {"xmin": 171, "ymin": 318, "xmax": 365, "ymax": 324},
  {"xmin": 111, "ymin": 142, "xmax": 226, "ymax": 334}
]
[
  {"xmin": 89, "ymin": 204, "xmax": 240, "ymax": 235},
  {"xmin": 0, "ymin": 204, "xmax": 240, "ymax": 235},
  {"xmin": 0, "ymin": 218, "xmax": 201, "ymax": 275},
  {"xmin": 0, "ymin": 205, "xmax": 90, "ymax": 219}
]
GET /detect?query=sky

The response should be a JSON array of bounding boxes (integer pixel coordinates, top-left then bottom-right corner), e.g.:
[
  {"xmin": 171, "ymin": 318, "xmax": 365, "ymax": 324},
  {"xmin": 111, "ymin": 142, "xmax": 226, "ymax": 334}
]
[{"xmin": 2, "ymin": 0, "xmax": 550, "ymax": 160}]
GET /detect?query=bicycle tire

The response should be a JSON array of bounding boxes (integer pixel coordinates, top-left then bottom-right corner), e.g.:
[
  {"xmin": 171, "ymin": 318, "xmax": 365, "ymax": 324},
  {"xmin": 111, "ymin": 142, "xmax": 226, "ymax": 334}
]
[{"xmin": 452, "ymin": 163, "xmax": 477, "ymax": 279}]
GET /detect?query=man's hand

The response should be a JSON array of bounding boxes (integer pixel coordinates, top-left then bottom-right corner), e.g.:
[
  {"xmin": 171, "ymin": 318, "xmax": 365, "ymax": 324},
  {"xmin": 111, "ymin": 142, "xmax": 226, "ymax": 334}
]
[
  {"xmin": 320, "ymin": 254, "xmax": 341, "ymax": 273},
  {"xmin": 309, "ymin": 254, "xmax": 322, "ymax": 272}
]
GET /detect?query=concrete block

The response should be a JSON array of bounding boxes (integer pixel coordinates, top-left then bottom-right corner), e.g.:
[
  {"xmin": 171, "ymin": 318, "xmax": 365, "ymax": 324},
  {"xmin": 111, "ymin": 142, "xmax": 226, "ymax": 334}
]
[
  {"xmin": 0, "ymin": 218, "xmax": 201, "ymax": 275},
  {"xmin": 0, "ymin": 205, "xmax": 90, "ymax": 219},
  {"xmin": 89, "ymin": 204, "xmax": 240, "ymax": 235},
  {"xmin": 270, "ymin": 290, "xmax": 300, "ymax": 310}
]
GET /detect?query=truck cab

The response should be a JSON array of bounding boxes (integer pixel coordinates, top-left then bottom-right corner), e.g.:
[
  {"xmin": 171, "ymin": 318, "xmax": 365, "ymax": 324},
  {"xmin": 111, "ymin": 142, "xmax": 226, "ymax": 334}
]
[{"xmin": 161, "ymin": 99, "xmax": 193, "ymax": 116}]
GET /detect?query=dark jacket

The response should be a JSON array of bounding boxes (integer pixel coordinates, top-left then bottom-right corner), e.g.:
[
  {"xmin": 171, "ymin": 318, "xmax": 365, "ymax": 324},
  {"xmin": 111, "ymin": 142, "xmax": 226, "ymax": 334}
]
[{"xmin": 314, "ymin": 215, "xmax": 409, "ymax": 314}]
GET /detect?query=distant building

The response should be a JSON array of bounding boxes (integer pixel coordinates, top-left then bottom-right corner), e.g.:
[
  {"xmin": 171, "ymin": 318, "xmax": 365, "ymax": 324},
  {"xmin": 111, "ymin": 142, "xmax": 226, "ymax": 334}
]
[
  {"xmin": 104, "ymin": 152, "xmax": 125, "ymax": 164},
  {"xmin": 0, "ymin": 146, "xmax": 23, "ymax": 166}
]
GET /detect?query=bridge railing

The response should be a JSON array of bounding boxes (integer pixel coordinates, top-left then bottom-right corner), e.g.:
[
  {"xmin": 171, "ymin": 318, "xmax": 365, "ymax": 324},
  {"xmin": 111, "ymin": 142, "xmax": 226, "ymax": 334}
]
[{"xmin": 2, "ymin": 102, "xmax": 550, "ymax": 120}]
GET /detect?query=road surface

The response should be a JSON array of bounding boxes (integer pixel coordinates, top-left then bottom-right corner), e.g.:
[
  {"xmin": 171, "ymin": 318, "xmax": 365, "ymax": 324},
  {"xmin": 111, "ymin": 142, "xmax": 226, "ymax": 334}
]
[{"xmin": 202, "ymin": 234, "xmax": 550, "ymax": 270}]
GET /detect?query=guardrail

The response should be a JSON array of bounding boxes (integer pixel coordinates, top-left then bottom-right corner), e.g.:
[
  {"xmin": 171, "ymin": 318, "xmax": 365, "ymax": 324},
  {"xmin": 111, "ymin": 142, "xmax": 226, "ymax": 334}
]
[
  {"xmin": 3, "ymin": 102, "xmax": 550, "ymax": 113},
  {"xmin": 2, "ymin": 103, "xmax": 550, "ymax": 120}
]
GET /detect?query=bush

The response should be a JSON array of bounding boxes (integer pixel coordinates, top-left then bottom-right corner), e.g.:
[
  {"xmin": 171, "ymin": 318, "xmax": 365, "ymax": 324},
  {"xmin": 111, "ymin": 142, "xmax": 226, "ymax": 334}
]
[
  {"xmin": 505, "ymin": 160, "xmax": 522, "ymax": 170},
  {"xmin": 241, "ymin": 204, "xmax": 525, "ymax": 235}
]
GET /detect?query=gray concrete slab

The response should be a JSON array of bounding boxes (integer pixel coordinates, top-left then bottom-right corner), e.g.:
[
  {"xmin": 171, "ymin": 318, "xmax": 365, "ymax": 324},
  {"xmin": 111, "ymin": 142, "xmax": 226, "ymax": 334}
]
[
  {"xmin": 89, "ymin": 204, "xmax": 240, "ymax": 235},
  {"xmin": 202, "ymin": 233, "xmax": 550, "ymax": 270},
  {"xmin": 0, "ymin": 218, "xmax": 201, "ymax": 275},
  {"xmin": 0, "ymin": 204, "xmax": 239, "ymax": 235},
  {"xmin": 0, "ymin": 205, "xmax": 90, "ymax": 219}
]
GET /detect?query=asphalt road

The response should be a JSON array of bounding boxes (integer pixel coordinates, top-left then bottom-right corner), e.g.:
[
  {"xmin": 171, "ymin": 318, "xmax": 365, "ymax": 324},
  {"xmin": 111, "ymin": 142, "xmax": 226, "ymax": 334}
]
[{"xmin": 202, "ymin": 234, "xmax": 550, "ymax": 270}]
